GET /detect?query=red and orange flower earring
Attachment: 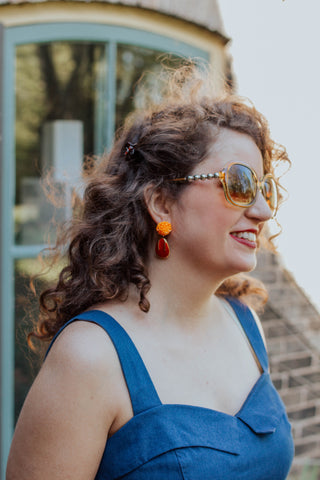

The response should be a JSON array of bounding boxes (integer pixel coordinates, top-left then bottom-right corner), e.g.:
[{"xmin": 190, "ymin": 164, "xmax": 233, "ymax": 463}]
[{"xmin": 155, "ymin": 221, "xmax": 172, "ymax": 259}]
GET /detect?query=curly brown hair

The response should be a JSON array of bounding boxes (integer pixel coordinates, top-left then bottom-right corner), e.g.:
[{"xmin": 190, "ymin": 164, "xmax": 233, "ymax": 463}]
[{"xmin": 29, "ymin": 65, "xmax": 289, "ymax": 346}]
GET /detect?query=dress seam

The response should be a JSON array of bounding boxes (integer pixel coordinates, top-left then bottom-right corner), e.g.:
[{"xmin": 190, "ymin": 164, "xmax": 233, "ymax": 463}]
[{"xmin": 174, "ymin": 450, "xmax": 187, "ymax": 480}]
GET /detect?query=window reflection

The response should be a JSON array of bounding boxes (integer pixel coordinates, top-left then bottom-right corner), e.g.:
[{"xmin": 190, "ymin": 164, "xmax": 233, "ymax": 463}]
[
  {"xmin": 14, "ymin": 257, "xmax": 61, "ymax": 421},
  {"xmin": 15, "ymin": 42, "xmax": 106, "ymax": 245},
  {"xmin": 116, "ymin": 45, "xmax": 181, "ymax": 129}
]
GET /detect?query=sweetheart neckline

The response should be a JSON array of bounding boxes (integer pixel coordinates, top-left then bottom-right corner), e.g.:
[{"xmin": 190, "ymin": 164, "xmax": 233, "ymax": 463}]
[{"xmin": 107, "ymin": 372, "xmax": 269, "ymax": 441}]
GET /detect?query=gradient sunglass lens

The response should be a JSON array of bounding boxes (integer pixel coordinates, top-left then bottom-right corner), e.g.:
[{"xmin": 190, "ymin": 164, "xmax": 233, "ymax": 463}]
[
  {"xmin": 262, "ymin": 176, "xmax": 278, "ymax": 213},
  {"xmin": 226, "ymin": 164, "xmax": 257, "ymax": 205}
]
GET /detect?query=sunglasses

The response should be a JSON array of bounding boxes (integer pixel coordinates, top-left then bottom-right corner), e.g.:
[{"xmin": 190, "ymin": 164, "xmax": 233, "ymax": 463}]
[{"xmin": 171, "ymin": 162, "xmax": 278, "ymax": 217}]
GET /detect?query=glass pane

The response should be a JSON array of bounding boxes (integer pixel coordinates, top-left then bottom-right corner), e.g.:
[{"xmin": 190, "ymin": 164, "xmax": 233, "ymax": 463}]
[
  {"xmin": 116, "ymin": 44, "xmax": 182, "ymax": 129},
  {"xmin": 15, "ymin": 42, "xmax": 107, "ymax": 246},
  {"xmin": 14, "ymin": 257, "xmax": 61, "ymax": 422}
]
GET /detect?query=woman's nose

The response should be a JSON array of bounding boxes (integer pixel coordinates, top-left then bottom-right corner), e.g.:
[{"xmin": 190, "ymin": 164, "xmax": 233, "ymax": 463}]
[{"xmin": 245, "ymin": 190, "xmax": 273, "ymax": 222}]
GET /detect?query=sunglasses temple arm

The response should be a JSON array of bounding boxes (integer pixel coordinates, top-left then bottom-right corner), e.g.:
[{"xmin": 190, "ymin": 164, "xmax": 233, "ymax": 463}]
[
  {"xmin": 170, "ymin": 177, "xmax": 188, "ymax": 182},
  {"xmin": 170, "ymin": 173, "xmax": 220, "ymax": 183}
]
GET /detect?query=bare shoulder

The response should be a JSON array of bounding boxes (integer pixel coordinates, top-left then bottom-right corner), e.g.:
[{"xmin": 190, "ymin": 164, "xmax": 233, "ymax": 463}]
[
  {"xmin": 6, "ymin": 320, "xmax": 126, "ymax": 480},
  {"xmin": 40, "ymin": 319, "xmax": 126, "ymax": 409},
  {"xmin": 38, "ymin": 319, "xmax": 128, "ymax": 436},
  {"xmin": 44, "ymin": 319, "xmax": 121, "ymax": 374}
]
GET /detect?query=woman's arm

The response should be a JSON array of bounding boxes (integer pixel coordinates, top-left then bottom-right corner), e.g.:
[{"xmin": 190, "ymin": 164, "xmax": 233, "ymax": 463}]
[{"xmin": 6, "ymin": 321, "xmax": 122, "ymax": 480}]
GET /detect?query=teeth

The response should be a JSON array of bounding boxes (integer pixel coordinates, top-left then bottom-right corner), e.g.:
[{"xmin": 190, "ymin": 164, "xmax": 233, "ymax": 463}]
[{"xmin": 232, "ymin": 231, "xmax": 256, "ymax": 242}]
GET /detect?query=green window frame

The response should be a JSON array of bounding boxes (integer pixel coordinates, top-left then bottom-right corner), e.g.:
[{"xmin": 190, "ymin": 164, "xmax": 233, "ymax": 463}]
[{"xmin": 0, "ymin": 21, "xmax": 209, "ymax": 476}]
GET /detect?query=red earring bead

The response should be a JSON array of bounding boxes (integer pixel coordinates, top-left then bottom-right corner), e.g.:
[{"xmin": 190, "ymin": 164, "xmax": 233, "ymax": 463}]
[{"xmin": 155, "ymin": 237, "xmax": 170, "ymax": 259}]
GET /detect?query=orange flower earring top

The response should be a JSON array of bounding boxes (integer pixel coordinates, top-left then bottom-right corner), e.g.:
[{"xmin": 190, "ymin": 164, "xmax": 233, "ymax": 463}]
[{"xmin": 155, "ymin": 221, "xmax": 172, "ymax": 259}]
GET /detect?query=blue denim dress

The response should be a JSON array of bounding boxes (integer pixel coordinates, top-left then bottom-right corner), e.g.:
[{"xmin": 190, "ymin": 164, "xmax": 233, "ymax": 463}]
[{"xmin": 46, "ymin": 297, "xmax": 294, "ymax": 479}]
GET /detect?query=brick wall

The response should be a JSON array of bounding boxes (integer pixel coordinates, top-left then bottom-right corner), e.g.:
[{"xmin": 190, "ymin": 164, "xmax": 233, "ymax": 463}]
[{"xmin": 254, "ymin": 249, "xmax": 320, "ymax": 462}]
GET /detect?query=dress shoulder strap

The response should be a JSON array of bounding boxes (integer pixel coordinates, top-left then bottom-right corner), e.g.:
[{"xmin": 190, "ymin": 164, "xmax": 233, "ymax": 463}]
[
  {"xmin": 225, "ymin": 297, "xmax": 269, "ymax": 372},
  {"xmin": 45, "ymin": 310, "xmax": 162, "ymax": 416}
]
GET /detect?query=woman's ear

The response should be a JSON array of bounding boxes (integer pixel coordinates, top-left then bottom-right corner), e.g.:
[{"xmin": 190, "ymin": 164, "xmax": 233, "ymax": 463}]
[{"xmin": 144, "ymin": 185, "xmax": 173, "ymax": 225}]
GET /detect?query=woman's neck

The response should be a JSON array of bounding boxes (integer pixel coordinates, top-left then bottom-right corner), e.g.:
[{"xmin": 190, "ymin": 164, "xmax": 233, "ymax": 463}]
[{"xmin": 145, "ymin": 254, "xmax": 224, "ymax": 329}]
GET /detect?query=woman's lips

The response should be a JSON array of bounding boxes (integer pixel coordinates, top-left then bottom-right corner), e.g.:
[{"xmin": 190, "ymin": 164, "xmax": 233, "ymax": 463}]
[{"xmin": 230, "ymin": 231, "xmax": 257, "ymax": 249}]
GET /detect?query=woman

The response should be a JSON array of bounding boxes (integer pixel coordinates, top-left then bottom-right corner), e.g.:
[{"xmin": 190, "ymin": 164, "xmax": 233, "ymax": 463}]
[{"xmin": 7, "ymin": 67, "xmax": 294, "ymax": 479}]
